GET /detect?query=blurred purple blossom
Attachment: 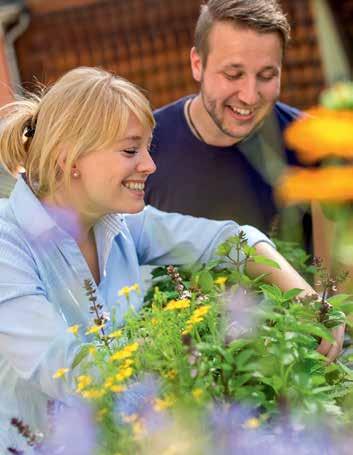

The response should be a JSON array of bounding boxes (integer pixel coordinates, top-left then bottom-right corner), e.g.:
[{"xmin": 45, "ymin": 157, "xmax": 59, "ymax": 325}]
[
  {"xmin": 223, "ymin": 286, "xmax": 260, "ymax": 342},
  {"xmin": 39, "ymin": 400, "xmax": 96, "ymax": 455}
]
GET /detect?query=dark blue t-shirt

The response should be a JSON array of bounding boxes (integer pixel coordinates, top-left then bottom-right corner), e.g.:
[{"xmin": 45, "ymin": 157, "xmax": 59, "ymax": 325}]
[{"xmin": 145, "ymin": 96, "xmax": 308, "ymax": 244}]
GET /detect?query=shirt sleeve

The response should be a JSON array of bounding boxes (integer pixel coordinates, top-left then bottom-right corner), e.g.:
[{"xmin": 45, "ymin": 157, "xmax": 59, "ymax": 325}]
[
  {"xmin": 124, "ymin": 205, "xmax": 274, "ymax": 265},
  {"xmin": 0, "ymin": 225, "xmax": 79, "ymax": 403}
]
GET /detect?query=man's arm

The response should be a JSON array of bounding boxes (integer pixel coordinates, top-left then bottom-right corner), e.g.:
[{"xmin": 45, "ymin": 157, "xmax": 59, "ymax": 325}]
[{"xmin": 247, "ymin": 241, "xmax": 344, "ymax": 362}]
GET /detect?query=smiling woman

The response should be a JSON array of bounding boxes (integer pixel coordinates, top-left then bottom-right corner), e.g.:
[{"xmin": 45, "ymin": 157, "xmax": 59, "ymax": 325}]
[{"xmin": 0, "ymin": 66, "xmax": 343, "ymax": 452}]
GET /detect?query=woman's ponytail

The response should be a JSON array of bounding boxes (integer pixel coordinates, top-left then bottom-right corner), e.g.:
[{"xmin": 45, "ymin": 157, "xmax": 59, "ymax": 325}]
[{"xmin": 0, "ymin": 96, "xmax": 39, "ymax": 176}]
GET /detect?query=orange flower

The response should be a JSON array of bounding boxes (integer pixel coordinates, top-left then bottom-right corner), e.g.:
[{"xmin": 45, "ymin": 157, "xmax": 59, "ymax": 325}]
[
  {"xmin": 276, "ymin": 166, "xmax": 353, "ymax": 204},
  {"xmin": 285, "ymin": 107, "xmax": 353, "ymax": 164}
]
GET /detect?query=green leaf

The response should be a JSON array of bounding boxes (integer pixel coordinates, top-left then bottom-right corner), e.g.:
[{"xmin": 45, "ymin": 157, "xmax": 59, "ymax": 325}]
[
  {"xmin": 299, "ymin": 323, "xmax": 334, "ymax": 342},
  {"xmin": 228, "ymin": 339, "xmax": 251, "ymax": 353},
  {"xmin": 216, "ymin": 243, "xmax": 232, "ymax": 257},
  {"xmin": 327, "ymin": 294, "xmax": 352, "ymax": 307},
  {"xmin": 283, "ymin": 288, "xmax": 303, "ymax": 301},
  {"xmin": 253, "ymin": 255, "xmax": 280, "ymax": 269},
  {"xmin": 198, "ymin": 270, "xmax": 214, "ymax": 293},
  {"xmin": 71, "ymin": 344, "xmax": 93, "ymax": 370},
  {"xmin": 337, "ymin": 361, "xmax": 353, "ymax": 380},
  {"xmin": 260, "ymin": 284, "xmax": 282, "ymax": 301}
]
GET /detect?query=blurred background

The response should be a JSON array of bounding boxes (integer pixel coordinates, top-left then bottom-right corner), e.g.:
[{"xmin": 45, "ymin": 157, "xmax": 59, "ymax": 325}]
[{"xmin": 0, "ymin": 0, "xmax": 352, "ymax": 196}]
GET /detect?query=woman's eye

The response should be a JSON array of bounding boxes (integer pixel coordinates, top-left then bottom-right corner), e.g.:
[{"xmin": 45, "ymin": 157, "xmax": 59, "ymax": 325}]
[{"xmin": 122, "ymin": 149, "xmax": 138, "ymax": 156}]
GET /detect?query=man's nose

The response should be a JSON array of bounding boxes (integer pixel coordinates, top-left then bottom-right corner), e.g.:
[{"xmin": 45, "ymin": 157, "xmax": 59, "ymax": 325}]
[{"xmin": 237, "ymin": 77, "xmax": 260, "ymax": 106}]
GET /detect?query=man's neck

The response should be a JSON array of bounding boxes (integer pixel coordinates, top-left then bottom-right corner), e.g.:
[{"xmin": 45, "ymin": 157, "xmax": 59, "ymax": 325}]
[{"xmin": 187, "ymin": 94, "xmax": 240, "ymax": 147}]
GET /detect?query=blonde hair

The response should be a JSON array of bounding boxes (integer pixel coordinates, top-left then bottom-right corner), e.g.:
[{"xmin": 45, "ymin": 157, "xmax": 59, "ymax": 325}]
[{"xmin": 0, "ymin": 67, "xmax": 155, "ymax": 198}]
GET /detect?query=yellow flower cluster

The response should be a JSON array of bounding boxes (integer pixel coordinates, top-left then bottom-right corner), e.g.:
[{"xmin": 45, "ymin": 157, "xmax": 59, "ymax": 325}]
[
  {"xmin": 76, "ymin": 374, "xmax": 92, "ymax": 392},
  {"xmin": 276, "ymin": 166, "xmax": 353, "ymax": 204},
  {"xmin": 164, "ymin": 299, "xmax": 190, "ymax": 311},
  {"xmin": 118, "ymin": 283, "xmax": 140, "ymax": 297},
  {"xmin": 75, "ymin": 374, "xmax": 106, "ymax": 399},
  {"xmin": 182, "ymin": 305, "xmax": 211, "ymax": 334},
  {"xmin": 81, "ymin": 389, "xmax": 106, "ymax": 400},
  {"xmin": 285, "ymin": 107, "xmax": 353, "ymax": 163},
  {"xmin": 110, "ymin": 342, "xmax": 139, "ymax": 362}
]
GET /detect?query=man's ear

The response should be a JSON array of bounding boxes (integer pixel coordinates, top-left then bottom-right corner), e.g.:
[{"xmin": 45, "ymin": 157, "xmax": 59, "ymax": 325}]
[{"xmin": 190, "ymin": 47, "xmax": 203, "ymax": 83}]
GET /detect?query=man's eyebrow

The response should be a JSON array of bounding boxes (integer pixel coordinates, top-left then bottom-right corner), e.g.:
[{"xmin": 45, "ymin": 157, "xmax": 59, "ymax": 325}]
[
  {"xmin": 223, "ymin": 63, "xmax": 243, "ymax": 70},
  {"xmin": 223, "ymin": 64, "xmax": 279, "ymax": 72},
  {"xmin": 259, "ymin": 66, "xmax": 280, "ymax": 72}
]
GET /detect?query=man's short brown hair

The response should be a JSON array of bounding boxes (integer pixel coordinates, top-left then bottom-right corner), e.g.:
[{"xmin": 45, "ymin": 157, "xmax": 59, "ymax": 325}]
[{"xmin": 195, "ymin": 0, "xmax": 291, "ymax": 64}]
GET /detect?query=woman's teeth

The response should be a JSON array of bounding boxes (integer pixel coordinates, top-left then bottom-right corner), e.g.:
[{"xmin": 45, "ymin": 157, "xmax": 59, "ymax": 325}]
[{"xmin": 123, "ymin": 182, "xmax": 145, "ymax": 191}]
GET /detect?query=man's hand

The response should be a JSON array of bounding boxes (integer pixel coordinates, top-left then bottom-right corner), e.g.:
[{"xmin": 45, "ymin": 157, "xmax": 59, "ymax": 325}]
[{"xmin": 317, "ymin": 324, "xmax": 345, "ymax": 362}]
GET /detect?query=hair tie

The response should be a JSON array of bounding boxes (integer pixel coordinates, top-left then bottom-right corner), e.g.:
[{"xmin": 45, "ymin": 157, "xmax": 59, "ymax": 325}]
[{"xmin": 24, "ymin": 126, "xmax": 36, "ymax": 138}]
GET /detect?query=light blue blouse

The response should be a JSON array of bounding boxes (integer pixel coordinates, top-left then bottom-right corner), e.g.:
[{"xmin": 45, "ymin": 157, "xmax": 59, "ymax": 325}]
[{"xmin": 0, "ymin": 177, "xmax": 272, "ymax": 451}]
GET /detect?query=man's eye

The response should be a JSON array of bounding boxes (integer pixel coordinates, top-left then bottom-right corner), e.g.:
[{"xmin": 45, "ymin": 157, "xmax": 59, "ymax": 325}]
[
  {"xmin": 224, "ymin": 73, "xmax": 242, "ymax": 80},
  {"xmin": 258, "ymin": 73, "xmax": 276, "ymax": 81}
]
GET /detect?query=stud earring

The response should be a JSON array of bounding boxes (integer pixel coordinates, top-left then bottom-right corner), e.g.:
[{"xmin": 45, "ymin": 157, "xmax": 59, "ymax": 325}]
[{"xmin": 72, "ymin": 169, "xmax": 80, "ymax": 178}]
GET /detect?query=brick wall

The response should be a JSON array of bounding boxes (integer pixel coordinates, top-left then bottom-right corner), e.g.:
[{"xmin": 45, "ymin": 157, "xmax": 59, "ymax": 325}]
[{"xmin": 15, "ymin": 0, "xmax": 325, "ymax": 109}]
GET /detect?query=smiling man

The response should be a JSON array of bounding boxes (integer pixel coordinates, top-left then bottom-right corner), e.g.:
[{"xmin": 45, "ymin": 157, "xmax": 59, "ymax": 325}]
[{"xmin": 145, "ymin": 0, "xmax": 310, "ymax": 248}]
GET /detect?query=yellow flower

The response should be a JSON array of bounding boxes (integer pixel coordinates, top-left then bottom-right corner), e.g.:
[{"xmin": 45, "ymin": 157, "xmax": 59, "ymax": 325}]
[
  {"xmin": 215, "ymin": 276, "xmax": 228, "ymax": 285},
  {"xmin": 85, "ymin": 324, "xmax": 104, "ymax": 335},
  {"xmin": 67, "ymin": 324, "xmax": 80, "ymax": 336},
  {"xmin": 81, "ymin": 388, "xmax": 106, "ymax": 399},
  {"xmin": 164, "ymin": 299, "xmax": 190, "ymax": 311},
  {"xmin": 110, "ymin": 384, "xmax": 127, "ymax": 393},
  {"xmin": 122, "ymin": 358, "xmax": 134, "ymax": 368},
  {"xmin": 118, "ymin": 283, "xmax": 140, "ymax": 297},
  {"xmin": 115, "ymin": 367, "xmax": 133, "ymax": 382},
  {"xmin": 76, "ymin": 375, "xmax": 92, "ymax": 392},
  {"xmin": 110, "ymin": 342, "xmax": 139, "ymax": 361},
  {"xmin": 243, "ymin": 417, "xmax": 261, "ymax": 429},
  {"xmin": 130, "ymin": 283, "xmax": 140, "ymax": 293},
  {"xmin": 104, "ymin": 376, "xmax": 115, "ymax": 389},
  {"xmin": 182, "ymin": 304, "xmax": 211, "ymax": 333},
  {"xmin": 153, "ymin": 395, "xmax": 175, "ymax": 412},
  {"xmin": 276, "ymin": 166, "xmax": 353, "ymax": 204},
  {"xmin": 108, "ymin": 330, "xmax": 123, "ymax": 339},
  {"xmin": 53, "ymin": 368, "xmax": 70, "ymax": 379},
  {"xmin": 192, "ymin": 388, "xmax": 203, "ymax": 400},
  {"xmin": 118, "ymin": 286, "xmax": 131, "ymax": 297},
  {"xmin": 164, "ymin": 369, "xmax": 177, "ymax": 380},
  {"xmin": 285, "ymin": 107, "xmax": 353, "ymax": 163}
]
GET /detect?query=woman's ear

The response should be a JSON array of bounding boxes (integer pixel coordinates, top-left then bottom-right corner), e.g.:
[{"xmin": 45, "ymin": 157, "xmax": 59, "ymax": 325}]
[
  {"xmin": 57, "ymin": 145, "xmax": 80, "ymax": 178},
  {"xmin": 56, "ymin": 145, "xmax": 68, "ymax": 173}
]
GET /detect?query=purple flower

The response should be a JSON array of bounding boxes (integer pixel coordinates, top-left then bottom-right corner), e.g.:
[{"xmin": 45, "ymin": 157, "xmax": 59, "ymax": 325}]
[{"xmin": 40, "ymin": 400, "xmax": 96, "ymax": 455}]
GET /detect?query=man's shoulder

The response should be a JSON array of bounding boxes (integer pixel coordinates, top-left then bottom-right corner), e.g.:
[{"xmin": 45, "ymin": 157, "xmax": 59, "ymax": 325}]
[{"xmin": 153, "ymin": 95, "xmax": 192, "ymax": 122}]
